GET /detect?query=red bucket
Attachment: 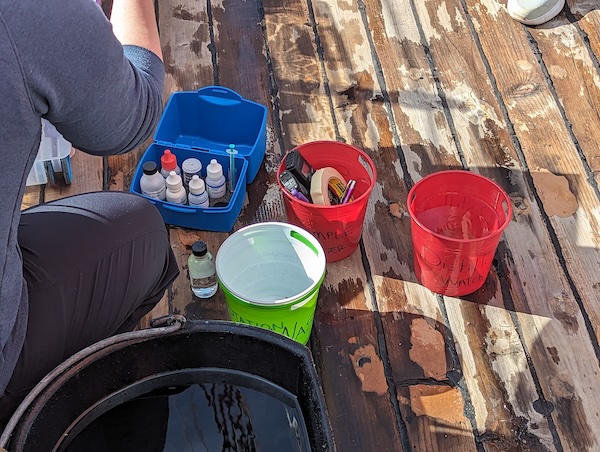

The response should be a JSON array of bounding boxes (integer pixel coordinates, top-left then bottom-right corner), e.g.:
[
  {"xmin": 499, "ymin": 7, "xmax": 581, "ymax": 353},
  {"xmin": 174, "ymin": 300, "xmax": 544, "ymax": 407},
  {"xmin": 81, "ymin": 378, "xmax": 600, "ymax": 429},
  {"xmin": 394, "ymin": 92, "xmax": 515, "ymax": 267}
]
[
  {"xmin": 407, "ymin": 170, "xmax": 512, "ymax": 296},
  {"xmin": 277, "ymin": 141, "xmax": 377, "ymax": 262}
]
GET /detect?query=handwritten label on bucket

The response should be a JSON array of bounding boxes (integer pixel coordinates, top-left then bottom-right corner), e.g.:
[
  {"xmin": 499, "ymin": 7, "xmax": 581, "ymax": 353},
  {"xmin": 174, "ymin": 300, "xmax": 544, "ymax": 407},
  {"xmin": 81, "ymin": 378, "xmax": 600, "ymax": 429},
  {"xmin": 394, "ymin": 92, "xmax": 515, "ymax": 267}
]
[
  {"xmin": 310, "ymin": 229, "xmax": 352, "ymax": 255},
  {"xmin": 229, "ymin": 309, "xmax": 314, "ymax": 343},
  {"xmin": 417, "ymin": 244, "xmax": 493, "ymax": 293}
]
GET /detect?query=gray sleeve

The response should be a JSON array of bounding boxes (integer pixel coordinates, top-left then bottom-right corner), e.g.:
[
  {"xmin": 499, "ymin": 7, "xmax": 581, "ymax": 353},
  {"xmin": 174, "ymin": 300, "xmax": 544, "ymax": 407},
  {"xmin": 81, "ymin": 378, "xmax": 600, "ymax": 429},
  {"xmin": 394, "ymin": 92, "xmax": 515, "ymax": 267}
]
[{"xmin": 7, "ymin": 0, "xmax": 165, "ymax": 155}]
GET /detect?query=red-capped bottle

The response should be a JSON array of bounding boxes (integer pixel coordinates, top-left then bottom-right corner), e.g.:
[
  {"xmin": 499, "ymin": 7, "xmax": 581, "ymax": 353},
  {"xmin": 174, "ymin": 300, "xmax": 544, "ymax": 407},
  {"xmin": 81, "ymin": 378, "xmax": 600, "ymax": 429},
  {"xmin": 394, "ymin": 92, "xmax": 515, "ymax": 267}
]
[{"xmin": 160, "ymin": 149, "xmax": 181, "ymax": 178}]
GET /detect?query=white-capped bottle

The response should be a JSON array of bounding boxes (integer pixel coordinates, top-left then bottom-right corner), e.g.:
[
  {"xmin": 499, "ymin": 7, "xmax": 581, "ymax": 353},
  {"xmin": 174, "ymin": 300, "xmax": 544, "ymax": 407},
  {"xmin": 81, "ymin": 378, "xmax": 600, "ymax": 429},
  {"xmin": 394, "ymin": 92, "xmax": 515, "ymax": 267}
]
[
  {"xmin": 205, "ymin": 159, "xmax": 226, "ymax": 199},
  {"xmin": 181, "ymin": 158, "xmax": 202, "ymax": 189},
  {"xmin": 165, "ymin": 170, "xmax": 187, "ymax": 204},
  {"xmin": 188, "ymin": 240, "xmax": 218, "ymax": 298},
  {"xmin": 188, "ymin": 175, "xmax": 210, "ymax": 207},
  {"xmin": 140, "ymin": 161, "xmax": 166, "ymax": 200}
]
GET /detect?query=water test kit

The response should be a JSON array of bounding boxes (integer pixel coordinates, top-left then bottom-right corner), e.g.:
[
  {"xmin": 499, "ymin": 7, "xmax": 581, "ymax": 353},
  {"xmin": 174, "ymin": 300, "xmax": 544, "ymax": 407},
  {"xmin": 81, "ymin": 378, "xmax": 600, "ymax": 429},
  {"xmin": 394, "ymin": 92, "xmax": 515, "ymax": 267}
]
[{"xmin": 130, "ymin": 86, "xmax": 268, "ymax": 232}]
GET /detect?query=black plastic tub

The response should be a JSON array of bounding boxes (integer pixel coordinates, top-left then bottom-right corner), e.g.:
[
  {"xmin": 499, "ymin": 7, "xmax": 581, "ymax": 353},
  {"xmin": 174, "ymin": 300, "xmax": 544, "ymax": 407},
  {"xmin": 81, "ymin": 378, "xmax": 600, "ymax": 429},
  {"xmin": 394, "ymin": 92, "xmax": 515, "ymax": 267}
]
[{"xmin": 2, "ymin": 319, "xmax": 335, "ymax": 451}]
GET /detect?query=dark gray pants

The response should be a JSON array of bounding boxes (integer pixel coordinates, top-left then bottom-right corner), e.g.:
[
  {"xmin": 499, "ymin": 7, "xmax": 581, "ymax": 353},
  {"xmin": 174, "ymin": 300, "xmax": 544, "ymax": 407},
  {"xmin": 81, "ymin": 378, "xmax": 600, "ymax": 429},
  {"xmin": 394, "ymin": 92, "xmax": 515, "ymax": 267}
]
[{"xmin": 0, "ymin": 191, "xmax": 179, "ymax": 425}]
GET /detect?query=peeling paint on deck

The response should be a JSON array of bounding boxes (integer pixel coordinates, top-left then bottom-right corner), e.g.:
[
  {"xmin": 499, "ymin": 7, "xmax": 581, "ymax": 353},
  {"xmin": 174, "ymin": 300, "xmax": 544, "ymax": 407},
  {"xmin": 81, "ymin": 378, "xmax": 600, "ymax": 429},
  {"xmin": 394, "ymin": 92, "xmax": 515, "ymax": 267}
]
[
  {"xmin": 350, "ymin": 343, "xmax": 388, "ymax": 395},
  {"xmin": 409, "ymin": 318, "xmax": 447, "ymax": 379},
  {"xmin": 409, "ymin": 385, "xmax": 466, "ymax": 424},
  {"xmin": 530, "ymin": 169, "xmax": 578, "ymax": 218}
]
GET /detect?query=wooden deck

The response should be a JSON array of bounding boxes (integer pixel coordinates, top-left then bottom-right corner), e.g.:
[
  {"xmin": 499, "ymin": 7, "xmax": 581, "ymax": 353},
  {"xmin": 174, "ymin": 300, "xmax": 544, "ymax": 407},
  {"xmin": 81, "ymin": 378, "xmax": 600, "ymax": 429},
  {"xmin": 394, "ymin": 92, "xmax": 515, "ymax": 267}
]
[{"xmin": 23, "ymin": 0, "xmax": 600, "ymax": 450}]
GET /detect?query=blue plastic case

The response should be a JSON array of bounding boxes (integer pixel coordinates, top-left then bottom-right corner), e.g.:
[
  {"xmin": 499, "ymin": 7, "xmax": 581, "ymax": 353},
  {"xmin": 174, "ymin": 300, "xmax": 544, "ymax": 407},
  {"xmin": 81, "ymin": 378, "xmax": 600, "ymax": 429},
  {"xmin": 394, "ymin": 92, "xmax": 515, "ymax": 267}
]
[{"xmin": 130, "ymin": 86, "xmax": 268, "ymax": 232}]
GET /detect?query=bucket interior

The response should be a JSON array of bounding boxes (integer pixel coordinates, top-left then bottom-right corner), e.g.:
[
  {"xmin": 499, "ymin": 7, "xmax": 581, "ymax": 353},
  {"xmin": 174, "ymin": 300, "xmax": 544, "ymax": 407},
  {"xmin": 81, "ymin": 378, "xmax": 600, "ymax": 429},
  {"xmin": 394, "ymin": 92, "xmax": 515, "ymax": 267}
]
[
  {"xmin": 277, "ymin": 141, "xmax": 377, "ymax": 206},
  {"xmin": 216, "ymin": 223, "xmax": 325, "ymax": 304},
  {"xmin": 408, "ymin": 171, "xmax": 512, "ymax": 241},
  {"xmin": 56, "ymin": 369, "xmax": 310, "ymax": 452}
]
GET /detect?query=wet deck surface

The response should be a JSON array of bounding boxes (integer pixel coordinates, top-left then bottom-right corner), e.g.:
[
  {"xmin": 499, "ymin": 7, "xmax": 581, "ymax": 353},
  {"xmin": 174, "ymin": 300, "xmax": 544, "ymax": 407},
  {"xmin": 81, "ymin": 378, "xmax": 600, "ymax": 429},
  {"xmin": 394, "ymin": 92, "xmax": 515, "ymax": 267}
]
[{"xmin": 23, "ymin": 0, "xmax": 600, "ymax": 450}]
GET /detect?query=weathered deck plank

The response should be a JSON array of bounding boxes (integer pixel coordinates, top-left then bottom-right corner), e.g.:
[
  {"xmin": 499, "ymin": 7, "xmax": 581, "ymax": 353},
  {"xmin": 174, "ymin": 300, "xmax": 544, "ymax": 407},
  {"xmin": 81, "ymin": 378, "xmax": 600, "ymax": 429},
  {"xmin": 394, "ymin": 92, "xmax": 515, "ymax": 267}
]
[
  {"xmin": 406, "ymin": 0, "xmax": 566, "ymax": 449},
  {"xmin": 21, "ymin": 185, "xmax": 41, "ymax": 211},
  {"xmin": 458, "ymin": 0, "xmax": 600, "ymax": 450},
  {"xmin": 568, "ymin": 2, "xmax": 600, "ymax": 58},
  {"xmin": 530, "ymin": 14, "xmax": 600, "ymax": 174},
  {"xmin": 156, "ymin": 0, "xmax": 226, "ymax": 322}
]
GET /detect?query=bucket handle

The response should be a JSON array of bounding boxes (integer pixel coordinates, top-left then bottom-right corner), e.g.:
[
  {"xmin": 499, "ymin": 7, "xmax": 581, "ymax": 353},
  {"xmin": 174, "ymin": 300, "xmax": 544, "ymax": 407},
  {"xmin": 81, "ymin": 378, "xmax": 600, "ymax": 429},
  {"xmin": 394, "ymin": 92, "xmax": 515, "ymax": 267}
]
[
  {"xmin": 0, "ymin": 316, "xmax": 187, "ymax": 449},
  {"xmin": 357, "ymin": 154, "xmax": 374, "ymax": 181},
  {"xmin": 502, "ymin": 199, "xmax": 510, "ymax": 218},
  {"xmin": 289, "ymin": 229, "xmax": 320, "ymax": 256},
  {"xmin": 407, "ymin": 191, "xmax": 416, "ymax": 212}
]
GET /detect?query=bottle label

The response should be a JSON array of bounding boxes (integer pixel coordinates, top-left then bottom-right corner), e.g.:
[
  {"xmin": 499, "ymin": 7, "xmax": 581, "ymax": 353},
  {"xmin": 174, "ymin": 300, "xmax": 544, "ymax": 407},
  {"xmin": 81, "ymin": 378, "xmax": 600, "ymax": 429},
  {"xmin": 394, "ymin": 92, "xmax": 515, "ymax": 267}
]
[
  {"xmin": 188, "ymin": 193, "xmax": 209, "ymax": 207},
  {"xmin": 142, "ymin": 186, "xmax": 166, "ymax": 200},
  {"xmin": 191, "ymin": 274, "xmax": 217, "ymax": 289},
  {"xmin": 167, "ymin": 191, "xmax": 187, "ymax": 204},
  {"xmin": 206, "ymin": 180, "xmax": 226, "ymax": 199}
]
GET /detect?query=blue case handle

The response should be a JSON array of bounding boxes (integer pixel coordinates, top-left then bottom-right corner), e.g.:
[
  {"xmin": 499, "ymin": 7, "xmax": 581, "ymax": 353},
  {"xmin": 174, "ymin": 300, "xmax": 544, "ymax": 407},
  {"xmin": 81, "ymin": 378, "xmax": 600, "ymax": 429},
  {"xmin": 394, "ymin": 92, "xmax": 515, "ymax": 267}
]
[
  {"xmin": 162, "ymin": 204, "xmax": 226, "ymax": 214},
  {"xmin": 162, "ymin": 204, "xmax": 196, "ymax": 214},
  {"xmin": 201, "ymin": 207, "xmax": 224, "ymax": 214},
  {"xmin": 197, "ymin": 86, "xmax": 242, "ymax": 106}
]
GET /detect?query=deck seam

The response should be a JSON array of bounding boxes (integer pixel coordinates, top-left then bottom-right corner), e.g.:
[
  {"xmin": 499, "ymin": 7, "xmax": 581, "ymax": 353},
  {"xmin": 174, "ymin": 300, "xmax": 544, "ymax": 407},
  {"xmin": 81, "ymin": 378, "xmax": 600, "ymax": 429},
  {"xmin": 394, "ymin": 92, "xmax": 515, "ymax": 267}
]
[
  {"xmin": 359, "ymin": 240, "xmax": 412, "ymax": 452},
  {"xmin": 102, "ymin": 156, "xmax": 109, "ymax": 191},
  {"xmin": 207, "ymin": 0, "xmax": 219, "ymax": 86},
  {"xmin": 39, "ymin": 181, "xmax": 46, "ymax": 204},
  {"xmin": 256, "ymin": 0, "xmax": 286, "ymax": 164},
  {"xmin": 437, "ymin": 295, "xmax": 486, "ymax": 452},
  {"xmin": 305, "ymin": 0, "xmax": 344, "ymax": 143},
  {"xmin": 355, "ymin": 0, "xmax": 413, "ymax": 187},
  {"xmin": 498, "ymin": 247, "xmax": 564, "ymax": 451}
]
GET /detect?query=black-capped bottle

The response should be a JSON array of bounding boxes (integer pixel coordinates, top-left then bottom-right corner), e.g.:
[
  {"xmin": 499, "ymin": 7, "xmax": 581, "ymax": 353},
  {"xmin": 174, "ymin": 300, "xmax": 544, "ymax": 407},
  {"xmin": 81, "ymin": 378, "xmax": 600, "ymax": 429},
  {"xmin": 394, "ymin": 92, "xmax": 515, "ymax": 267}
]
[
  {"xmin": 140, "ymin": 161, "xmax": 166, "ymax": 200},
  {"xmin": 188, "ymin": 241, "xmax": 218, "ymax": 298}
]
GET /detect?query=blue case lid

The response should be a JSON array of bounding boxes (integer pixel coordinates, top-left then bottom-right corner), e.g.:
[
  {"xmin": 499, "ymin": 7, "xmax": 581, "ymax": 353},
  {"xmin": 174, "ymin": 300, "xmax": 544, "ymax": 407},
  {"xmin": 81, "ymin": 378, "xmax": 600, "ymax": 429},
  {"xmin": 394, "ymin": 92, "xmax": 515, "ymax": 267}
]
[{"xmin": 154, "ymin": 86, "xmax": 267, "ymax": 157}]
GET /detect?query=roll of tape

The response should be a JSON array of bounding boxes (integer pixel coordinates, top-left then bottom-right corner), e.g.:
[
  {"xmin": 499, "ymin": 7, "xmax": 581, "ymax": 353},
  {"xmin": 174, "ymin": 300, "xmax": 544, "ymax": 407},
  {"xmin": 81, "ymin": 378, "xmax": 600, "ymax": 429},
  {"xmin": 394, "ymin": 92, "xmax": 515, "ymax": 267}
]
[{"xmin": 310, "ymin": 167, "xmax": 347, "ymax": 205}]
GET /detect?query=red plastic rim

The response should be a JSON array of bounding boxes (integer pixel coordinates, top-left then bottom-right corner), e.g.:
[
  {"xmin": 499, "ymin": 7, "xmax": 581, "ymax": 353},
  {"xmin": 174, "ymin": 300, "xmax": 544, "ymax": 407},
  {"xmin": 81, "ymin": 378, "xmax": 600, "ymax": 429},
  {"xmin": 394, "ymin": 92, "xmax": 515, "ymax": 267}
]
[{"xmin": 407, "ymin": 170, "xmax": 513, "ymax": 243}]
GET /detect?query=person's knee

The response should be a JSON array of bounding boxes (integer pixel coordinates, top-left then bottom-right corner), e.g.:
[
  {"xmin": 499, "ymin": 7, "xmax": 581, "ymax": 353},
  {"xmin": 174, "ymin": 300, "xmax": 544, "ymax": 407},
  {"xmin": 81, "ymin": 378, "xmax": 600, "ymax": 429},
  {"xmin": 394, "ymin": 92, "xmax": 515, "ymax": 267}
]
[
  {"xmin": 106, "ymin": 191, "xmax": 167, "ymax": 235},
  {"xmin": 20, "ymin": 191, "xmax": 170, "ymax": 263},
  {"xmin": 71, "ymin": 191, "xmax": 168, "ymax": 239}
]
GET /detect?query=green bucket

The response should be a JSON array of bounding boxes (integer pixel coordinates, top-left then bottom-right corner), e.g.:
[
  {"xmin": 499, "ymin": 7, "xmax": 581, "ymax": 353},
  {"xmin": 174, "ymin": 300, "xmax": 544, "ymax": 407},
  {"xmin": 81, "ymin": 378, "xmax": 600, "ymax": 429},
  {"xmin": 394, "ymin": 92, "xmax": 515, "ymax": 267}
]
[{"xmin": 215, "ymin": 222, "xmax": 326, "ymax": 345}]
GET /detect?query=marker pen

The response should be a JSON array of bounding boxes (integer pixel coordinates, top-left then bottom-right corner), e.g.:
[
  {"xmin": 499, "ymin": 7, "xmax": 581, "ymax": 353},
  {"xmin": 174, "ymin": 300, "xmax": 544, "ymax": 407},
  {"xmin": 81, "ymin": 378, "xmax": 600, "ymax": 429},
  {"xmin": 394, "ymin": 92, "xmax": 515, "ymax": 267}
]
[
  {"xmin": 291, "ymin": 188, "xmax": 310, "ymax": 203},
  {"xmin": 341, "ymin": 180, "xmax": 356, "ymax": 204}
]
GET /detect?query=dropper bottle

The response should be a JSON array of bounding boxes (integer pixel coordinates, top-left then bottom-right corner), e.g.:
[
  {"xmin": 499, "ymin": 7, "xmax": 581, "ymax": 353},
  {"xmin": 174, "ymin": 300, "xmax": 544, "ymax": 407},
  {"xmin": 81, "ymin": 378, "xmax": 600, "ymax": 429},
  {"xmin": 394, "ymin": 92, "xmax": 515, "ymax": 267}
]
[
  {"xmin": 165, "ymin": 170, "xmax": 187, "ymax": 204},
  {"xmin": 160, "ymin": 149, "xmax": 181, "ymax": 178},
  {"xmin": 188, "ymin": 175, "xmax": 210, "ymax": 207},
  {"xmin": 205, "ymin": 159, "xmax": 226, "ymax": 199}
]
